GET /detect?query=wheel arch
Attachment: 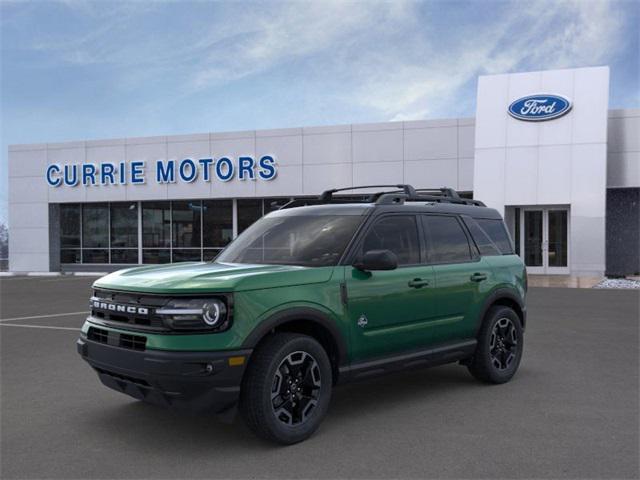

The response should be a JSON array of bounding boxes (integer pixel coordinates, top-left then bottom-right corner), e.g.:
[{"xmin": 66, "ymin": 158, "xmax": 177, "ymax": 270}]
[
  {"xmin": 477, "ymin": 288, "xmax": 526, "ymax": 333},
  {"xmin": 241, "ymin": 307, "xmax": 348, "ymax": 383}
]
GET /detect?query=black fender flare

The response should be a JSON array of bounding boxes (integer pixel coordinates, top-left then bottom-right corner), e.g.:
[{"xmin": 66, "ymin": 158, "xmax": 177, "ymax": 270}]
[
  {"xmin": 476, "ymin": 287, "xmax": 527, "ymax": 333},
  {"xmin": 241, "ymin": 307, "xmax": 349, "ymax": 366}
]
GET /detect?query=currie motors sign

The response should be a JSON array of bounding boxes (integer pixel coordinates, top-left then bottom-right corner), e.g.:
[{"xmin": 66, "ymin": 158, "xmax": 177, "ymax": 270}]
[
  {"xmin": 508, "ymin": 94, "xmax": 572, "ymax": 121},
  {"xmin": 46, "ymin": 155, "xmax": 277, "ymax": 187}
]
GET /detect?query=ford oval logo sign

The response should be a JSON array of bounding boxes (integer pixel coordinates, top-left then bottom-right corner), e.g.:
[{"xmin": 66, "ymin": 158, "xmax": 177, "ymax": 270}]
[{"xmin": 508, "ymin": 94, "xmax": 572, "ymax": 121}]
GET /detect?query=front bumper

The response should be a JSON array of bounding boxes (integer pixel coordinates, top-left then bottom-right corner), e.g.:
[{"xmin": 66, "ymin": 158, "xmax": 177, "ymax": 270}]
[{"xmin": 77, "ymin": 336, "xmax": 251, "ymax": 413}]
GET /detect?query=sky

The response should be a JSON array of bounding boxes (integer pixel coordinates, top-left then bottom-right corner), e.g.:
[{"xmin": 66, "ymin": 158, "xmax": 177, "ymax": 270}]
[{"xmin": 1, "ymin": 0, "xmax": 638, "ymax": 225}]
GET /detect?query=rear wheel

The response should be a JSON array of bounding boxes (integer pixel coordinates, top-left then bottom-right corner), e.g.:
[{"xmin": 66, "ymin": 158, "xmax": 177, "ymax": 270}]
[
  {"xmin": 240, "ymin": 333, "xmax": 332, "ymax": 444},
  {"xmin": 467, "ymin": 306, "xmax": 523, "ymax": 384}
]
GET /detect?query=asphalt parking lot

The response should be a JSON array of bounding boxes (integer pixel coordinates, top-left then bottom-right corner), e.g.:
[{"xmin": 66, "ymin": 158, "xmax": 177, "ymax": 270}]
[{"xmin": 1, "ymin": 276, "xmax": 638, "ymax": 479}]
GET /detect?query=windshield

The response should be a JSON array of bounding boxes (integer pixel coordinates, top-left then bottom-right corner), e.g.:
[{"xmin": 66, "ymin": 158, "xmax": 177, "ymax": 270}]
[{"xmin": 216, "ymin": 214, "xmax": 363, "ymax": 267}]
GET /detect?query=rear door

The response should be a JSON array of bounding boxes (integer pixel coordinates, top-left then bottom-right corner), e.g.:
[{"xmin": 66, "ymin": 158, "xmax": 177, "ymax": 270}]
[
  {"xmin": 421, "ymin": 214, "xmax": 493, "ymax": 342},
  {"xmin": 345, "ymin": 214, "xmax": 436, "ymax": 361}
]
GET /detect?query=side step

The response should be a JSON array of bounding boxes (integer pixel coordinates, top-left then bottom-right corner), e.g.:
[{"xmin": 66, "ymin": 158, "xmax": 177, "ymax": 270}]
[{"xmin": 337, "ymin": 339, "xmax": 477, "ymax": 383}]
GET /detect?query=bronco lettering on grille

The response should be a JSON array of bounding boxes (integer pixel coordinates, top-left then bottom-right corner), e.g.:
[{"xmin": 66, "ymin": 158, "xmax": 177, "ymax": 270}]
[{"xmin": 91, "ymin": 300, "xmax": 149, "ymax": 316}]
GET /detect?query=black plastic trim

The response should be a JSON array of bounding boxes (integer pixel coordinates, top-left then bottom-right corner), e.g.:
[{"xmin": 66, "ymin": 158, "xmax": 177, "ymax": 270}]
[
  {"xmin": 338, "ymin": 339, "xmax": 477, "ymax": 383},
  {"xmin": 77, "ymin": 336, "xmax": 251, "ymax": 413},
  {"xmin": 477, "ymin": 288, "xmax": 527, "ymax": 331},
  {"xmin": 241, "ymin": 307, "xmax": 348, "ymax": 366}
]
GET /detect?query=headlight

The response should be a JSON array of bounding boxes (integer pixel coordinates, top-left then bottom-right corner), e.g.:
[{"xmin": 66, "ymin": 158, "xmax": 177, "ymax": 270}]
[{"xmin": 156, "ymin": 298, "xmax": 229, "ymax": 331}]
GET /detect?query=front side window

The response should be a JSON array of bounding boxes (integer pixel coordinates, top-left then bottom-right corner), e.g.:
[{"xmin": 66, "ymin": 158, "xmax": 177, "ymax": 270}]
[
  {"xmin": 217, "ymin": 215, "xmax": 363, "ymax": 267},
  {"xmin": 423, "ymin": 215, "xmax": 472, "ymax": 264},
  {"xmin": 360, "ymin": 215, "xmax": 420, "ymax": 266}
]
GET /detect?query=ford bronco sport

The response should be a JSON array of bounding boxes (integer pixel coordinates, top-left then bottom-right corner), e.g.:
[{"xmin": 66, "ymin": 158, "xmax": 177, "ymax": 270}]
[{"xmin": 77, "ymin": 185, "xmax": 527, "ymax": 444}]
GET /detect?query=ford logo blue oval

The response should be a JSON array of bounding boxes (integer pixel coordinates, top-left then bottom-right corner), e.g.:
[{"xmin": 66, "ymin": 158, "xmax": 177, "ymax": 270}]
[{"xmin": 508, "ymin": 94, "xmax": 572, "ymax": 121}]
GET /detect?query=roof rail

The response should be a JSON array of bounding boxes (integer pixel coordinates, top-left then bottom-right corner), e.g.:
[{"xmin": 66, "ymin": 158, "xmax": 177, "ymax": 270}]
[
  {"xmin": 279, "ymin": 184, "xmax": 485, "ymax": 209},
  {"xmin": 319, "ymin": 184, "xmax": 417, "ymax": 203}
]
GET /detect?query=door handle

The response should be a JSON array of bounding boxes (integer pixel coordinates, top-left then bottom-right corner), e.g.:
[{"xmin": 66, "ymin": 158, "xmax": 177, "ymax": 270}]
[
  {"xmin": 470, "ymin": 273, "xmax": 487, "ymax": 282},
  {"xmin": 408, "ymin": 278, "xmax": 430, "ymax": 288}
]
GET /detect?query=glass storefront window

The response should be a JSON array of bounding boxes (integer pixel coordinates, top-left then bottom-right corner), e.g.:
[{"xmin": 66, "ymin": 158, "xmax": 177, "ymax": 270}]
[
  {"xmin": 82, "ymin": 204, "xmax": 108, "ymax": 248},
  {"xmin": 60, "ymin": 204, "xmax": 81, "ymax": 248},
  {"xmin": 143, "ymin": 249, "xmax": 170, "ymax": 264},
  {"xmin": 60, "ymin": 204, "xmax": 81, "ymax": 263},
  {"xmin": 203, "ymin": 249, "xmax": 222, "ymax": 261},
  {"xmin": 111, "ymin": 203, "xmax": 138, "ymax": 248},
  {"xmin": 172, "ymin": 249, "xmax": 202, "ymax": 262},
  {"xmin": 172, "ymin": 201, "xmax": 202, "ymax": 249},
  {"xmin": 83, "ymin": 249, "xmax": 109, "ymax": 264},
  {"xmin": 143, "ymin": 202, "xmax": 171, "ymax": 248},
  {"xmin": 60, "ymin": 249, "xmax": 81, "ymax": 263},
  {"xmin": 111, "ymin": 249, "xmax": 138, "ymax": 264},
  {"xmin": 203, "ymin": 200, "xmax": 233, "ymax": 248},
  {"xmin": 237, "ymin": 199, "xmax": 263, "ymax": 234},
  {"xmin": 58, "ymin": 197, "xmax": 304, "ymax": 266}
]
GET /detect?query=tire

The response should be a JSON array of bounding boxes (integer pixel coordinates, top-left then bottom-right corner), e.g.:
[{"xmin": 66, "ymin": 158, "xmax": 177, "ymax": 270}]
[
  {"xmin": 467, "ymin": 306, "xmax": 524, "ymax": 384},
  {"xmin": 240, "ymin": 333, "xmax": 332, "ymax": 445}
]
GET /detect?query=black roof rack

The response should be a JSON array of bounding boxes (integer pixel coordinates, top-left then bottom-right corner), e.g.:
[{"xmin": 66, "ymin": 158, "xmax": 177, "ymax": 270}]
[{"xmin": 280, "ymin": 184, "xmax": 485, "ymax": 209}]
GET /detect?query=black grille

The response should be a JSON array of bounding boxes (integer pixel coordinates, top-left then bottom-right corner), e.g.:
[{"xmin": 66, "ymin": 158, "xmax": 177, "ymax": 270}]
[
  {"xmin": 90, "ymin": 289, "xmax": 168, "ymax": 331},
  {"xmin": 87, "ymin": 326, "xmax": 147, "ymax": 351},
  {"xmin": 87, "ymin": 326, "xmax": 108, "ymax": 344},
  {"xmin": 119, "ymin": 333, "xmax": 146, "ymax": 351}
]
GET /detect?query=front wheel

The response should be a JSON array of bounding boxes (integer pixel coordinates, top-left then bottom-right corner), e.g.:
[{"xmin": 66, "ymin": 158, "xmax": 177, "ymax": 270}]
[
  {"xmin": 240, "ymin": 333, "xmax": 332, "ymax": 444},
  {"xmin": 467, "ymin": 306, "xmax": 523, "ymax": 384}
]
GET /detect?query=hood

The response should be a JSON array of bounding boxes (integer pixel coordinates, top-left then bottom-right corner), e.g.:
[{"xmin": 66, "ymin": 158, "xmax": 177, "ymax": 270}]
[{"xmin": 93, "ymin": 262, "xmax": 335, "ymax": 294}]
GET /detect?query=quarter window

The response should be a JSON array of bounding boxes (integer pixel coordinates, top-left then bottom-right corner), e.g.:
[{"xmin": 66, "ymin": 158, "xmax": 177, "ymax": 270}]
[
  {"xmin": 423, "ymin": 215, "xmax": 472, "ymax": 263},
  {"xmin": 475, "ymin": 218, "xmax": 514, "ymax": 254},
  {"xmin": 360, "ymin": 216, "xmax": 420, "ymax": 265}
]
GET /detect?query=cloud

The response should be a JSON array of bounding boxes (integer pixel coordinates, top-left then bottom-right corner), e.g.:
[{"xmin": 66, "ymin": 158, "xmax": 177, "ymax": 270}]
[
  {"xmin": 349, "ymin": 0, "xmax": 626, "ymax": 121},
  {"xmin": 3, "ymin": 0, "xmax": 632, "ymax": 121}
]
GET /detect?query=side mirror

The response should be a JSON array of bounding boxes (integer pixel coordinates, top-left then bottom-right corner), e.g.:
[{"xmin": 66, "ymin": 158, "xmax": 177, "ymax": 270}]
[{"xmin": 353, "ymin": 249, "xmax": 398, "ymax": 271}]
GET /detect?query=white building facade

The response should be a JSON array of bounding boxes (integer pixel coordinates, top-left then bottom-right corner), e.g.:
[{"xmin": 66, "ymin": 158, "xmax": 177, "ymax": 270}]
[{"xmin": 8, "ymin": 66, "xmax": 640, "ymax": 276}]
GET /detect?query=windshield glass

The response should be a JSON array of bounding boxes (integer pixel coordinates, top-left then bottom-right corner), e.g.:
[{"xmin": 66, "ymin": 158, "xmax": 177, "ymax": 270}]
[{"xmin": 216, "ymin": 214, "xmax": 363, "ymax": 267}]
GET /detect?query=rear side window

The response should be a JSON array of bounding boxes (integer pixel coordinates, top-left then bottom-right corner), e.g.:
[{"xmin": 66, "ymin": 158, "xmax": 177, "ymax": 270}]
[
  {"xmin": 360, "ymin": 215, "xmax": 420, "ymax": 265},
  {"xmin": 422, "ymin": 215, "xmax": 472, "ymax": 263},
  {"xmin": 475, "ymin": 218, "xmax": 514, "ymax": 254},
  {"xmin": 463, "ymin": 218, "xmax": 501, "ymax": 256}
]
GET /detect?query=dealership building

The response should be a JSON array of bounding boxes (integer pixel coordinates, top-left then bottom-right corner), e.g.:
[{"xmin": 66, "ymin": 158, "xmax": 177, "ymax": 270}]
[{"xmin": 7, "ymin": 66, "xmax": 639, "ymax": 277}]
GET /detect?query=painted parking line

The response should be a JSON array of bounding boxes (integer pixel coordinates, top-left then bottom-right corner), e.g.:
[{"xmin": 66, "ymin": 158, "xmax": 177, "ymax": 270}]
[
  {"xmin": 0, "ymin": 323, "xmax": 79, "ymax": 331},
  {"xmin": 0, "ymin": 311, "xmax": 89, "ymax": 323}
]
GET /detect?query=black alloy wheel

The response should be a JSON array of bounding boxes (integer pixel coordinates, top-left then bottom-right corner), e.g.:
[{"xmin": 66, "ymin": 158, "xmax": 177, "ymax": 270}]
[
  {"xmin": 240, "ymin": 333, "xmax": 332, "ymax": 444},
  {"xmin": 271, "ymin": 351, "xmax": 322, "ymax": 426},
  {"xmin": 467, "ymin": 305, "xmax": 524, "ymax": 384},
  {"xmin": 489, "ymin": 317, "xmax": 519, "ymax": 371}
]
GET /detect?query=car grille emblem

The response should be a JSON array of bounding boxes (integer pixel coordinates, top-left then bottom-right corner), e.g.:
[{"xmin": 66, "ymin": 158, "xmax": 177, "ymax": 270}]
[
  {"xmin": 357, "ymin": 314, "xmax": 368, "ymax": 328},
  {"xmin": 91, "ymin": 299, "xmax": 149, "ymax": 316}
]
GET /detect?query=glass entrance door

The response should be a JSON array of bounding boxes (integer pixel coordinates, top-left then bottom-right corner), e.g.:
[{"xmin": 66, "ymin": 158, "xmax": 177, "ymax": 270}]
[{"xmin": 518, "ymin": 208, "xmax": 569, "ymax": 274}]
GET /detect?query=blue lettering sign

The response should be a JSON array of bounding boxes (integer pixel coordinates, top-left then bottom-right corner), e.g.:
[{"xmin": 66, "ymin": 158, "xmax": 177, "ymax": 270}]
[
  {"xmin": 179, "ymin": 159, "xmax": 197, "ymax": 182},
  {"xmin": 130, "ymin": 161, "xmax": 145, "ymax": 184},
  {"xmin": 46, "ymin": 164, "xmax": 61, "ymax": 187},
  {"xmin": 156, "ymin": 160, "xmax": 175, "ymax": 183},
  {"xmin": 238, "ymin": 156, "xmax": 255, "ymax": 180},
  {"xmin": 198, "ymin": 158, "xmax": 213, "ymax": 182},
  {"xmin": 215, "ymin": 157, "xmax": 234, "ymax": 182},
  {"xmin": 258, "ymin": 156, "xmax": 277, "ymax": 180},
  {"xmin": 101, "ymin": 163, "xmax": 116, "ymax": 185},
  {"xmin": 64, "ymin": 164, "xmax": 78, "ymax": 186},
  {"xmin": 46, "ymin": 155, "xmax": 277, "ymax": 187}
]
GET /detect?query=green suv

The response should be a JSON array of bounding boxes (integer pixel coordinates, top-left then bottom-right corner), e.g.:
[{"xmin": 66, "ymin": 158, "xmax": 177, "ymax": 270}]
[{"xmin": 77, "ymin": 185, "xmax": 527, "ymax": 444}]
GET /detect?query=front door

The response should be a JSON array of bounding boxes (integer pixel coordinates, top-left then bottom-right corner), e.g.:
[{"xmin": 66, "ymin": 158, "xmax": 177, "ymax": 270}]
[
  {"xmin": 345, "ymin": 214, "xmax": 436, "ymax": 362},
  {"xmin": 519, "ymin": 208, "xmax": 569, "ymax": 274}
]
